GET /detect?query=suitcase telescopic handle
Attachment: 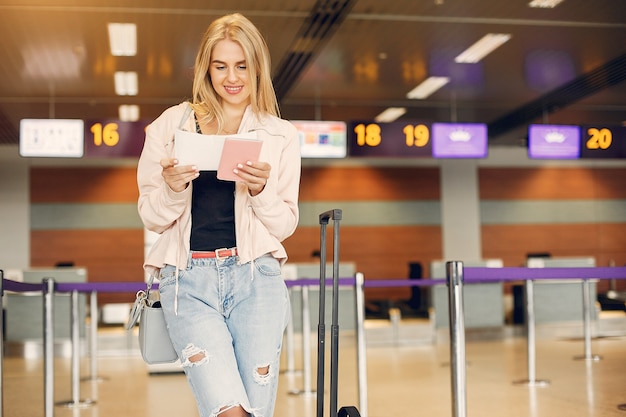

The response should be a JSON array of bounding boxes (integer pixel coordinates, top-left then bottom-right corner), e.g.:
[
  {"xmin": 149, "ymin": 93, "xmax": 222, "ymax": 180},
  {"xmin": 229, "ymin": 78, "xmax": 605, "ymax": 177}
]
[
  {"xmin": 317, "ymin": 208, "xmax": 343, "ymax": 417},
  {"xmin": 319, "ymin": 208, "xmax": 342, "ymax": 225}
]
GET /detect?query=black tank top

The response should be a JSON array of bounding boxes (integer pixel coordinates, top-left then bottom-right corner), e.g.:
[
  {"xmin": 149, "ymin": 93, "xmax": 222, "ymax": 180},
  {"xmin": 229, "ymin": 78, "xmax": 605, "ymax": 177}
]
[
  {"xmin": 190, "ymin": 171, "xmax": 236, "ymax": 251},
  {"xmin": 189, "ymin": 116, "xmax": 236, "ymax": 251}
]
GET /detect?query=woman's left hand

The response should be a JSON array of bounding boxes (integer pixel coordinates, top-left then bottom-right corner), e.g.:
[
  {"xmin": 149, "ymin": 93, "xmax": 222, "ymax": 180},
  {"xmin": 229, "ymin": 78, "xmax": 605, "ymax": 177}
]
[{"xmin": 233, "ymin": 161, "xmax": 271, "ymax": 196}]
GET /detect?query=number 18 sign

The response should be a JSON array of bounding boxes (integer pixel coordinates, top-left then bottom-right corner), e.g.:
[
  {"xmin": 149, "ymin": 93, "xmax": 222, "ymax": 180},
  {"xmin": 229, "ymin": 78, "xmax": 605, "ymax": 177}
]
[{"xmin": 348, "ymin": 120, "xmax": 432, "ymax": 157}]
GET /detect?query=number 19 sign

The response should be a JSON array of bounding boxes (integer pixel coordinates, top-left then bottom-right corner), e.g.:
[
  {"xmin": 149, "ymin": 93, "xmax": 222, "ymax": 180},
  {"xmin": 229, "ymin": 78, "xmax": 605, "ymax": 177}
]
[{"xmin": 348, "ymin": 121, "xmax": 432, "ymax": 157}]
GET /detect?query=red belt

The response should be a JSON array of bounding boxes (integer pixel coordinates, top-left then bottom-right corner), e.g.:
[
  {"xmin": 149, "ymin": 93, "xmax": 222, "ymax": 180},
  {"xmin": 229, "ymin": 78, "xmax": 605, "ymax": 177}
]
[{"xmin": 191, "ymin": 248, "xmax": 238, "ymax": 259}]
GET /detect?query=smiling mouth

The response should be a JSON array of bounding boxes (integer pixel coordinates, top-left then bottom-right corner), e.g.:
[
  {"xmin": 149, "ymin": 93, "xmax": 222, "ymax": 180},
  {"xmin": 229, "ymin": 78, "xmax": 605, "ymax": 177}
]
[{"xmin": 224, "ymin": 86, "xmax": 242, "ymax": 94}]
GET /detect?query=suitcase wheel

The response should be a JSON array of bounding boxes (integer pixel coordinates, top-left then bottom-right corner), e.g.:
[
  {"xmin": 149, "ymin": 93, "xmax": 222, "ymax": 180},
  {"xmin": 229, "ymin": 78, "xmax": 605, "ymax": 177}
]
[{"xmin": 338, "ymin": 406, "xmax": 361, "ymax": 417}]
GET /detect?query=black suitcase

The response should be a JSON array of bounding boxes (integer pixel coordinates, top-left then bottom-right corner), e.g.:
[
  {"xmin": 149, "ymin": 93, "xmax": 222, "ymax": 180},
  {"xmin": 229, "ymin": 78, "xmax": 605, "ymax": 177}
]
[{"xmin": 316, "ymin": 209, "xmax": 361, "ymax": 417}]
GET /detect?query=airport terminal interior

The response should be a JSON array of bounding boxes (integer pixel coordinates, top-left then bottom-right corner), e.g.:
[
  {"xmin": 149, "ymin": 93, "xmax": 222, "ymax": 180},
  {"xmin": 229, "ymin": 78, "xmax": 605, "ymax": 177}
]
[{"xmin": 1, "ymin": 1, "xmax": 626, "ymax": 417}]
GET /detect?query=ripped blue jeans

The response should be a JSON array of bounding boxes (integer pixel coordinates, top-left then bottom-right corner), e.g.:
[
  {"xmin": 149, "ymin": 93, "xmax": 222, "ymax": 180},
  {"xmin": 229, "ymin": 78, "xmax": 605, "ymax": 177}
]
[{"xmin": 158, "ymin": 254, "xmax": 290, "ymax": 417}]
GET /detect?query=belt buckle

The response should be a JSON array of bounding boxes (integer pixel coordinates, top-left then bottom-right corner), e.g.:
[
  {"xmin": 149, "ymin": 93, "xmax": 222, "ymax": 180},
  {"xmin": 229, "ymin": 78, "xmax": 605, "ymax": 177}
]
[{"xmin": 214, "ymin": 248, "xmax": 229, "ymax": 260}]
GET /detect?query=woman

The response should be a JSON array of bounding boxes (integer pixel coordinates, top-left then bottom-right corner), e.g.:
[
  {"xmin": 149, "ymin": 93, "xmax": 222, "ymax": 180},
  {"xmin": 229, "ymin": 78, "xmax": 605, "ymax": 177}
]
[{"xmin": 137, "ymin": 13, "xmax": 300, "ymax": 417}]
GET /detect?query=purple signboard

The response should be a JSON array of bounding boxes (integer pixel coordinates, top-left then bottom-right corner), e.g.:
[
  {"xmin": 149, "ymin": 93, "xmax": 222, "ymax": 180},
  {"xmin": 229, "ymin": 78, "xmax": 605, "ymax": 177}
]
[
  {"xmin": 431, "ymin": 123, "xmax": 488, "ymax": 158},
  {"xmin": 528, "ymin": 124, "xmax": 580, "ymax": 159}
]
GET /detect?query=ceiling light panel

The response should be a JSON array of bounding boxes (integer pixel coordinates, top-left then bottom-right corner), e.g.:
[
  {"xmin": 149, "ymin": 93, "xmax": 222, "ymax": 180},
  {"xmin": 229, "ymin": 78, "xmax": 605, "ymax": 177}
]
[
  {"xmin": 375, "ymin": 107, "xmax": 407, "ymax": 123},
  {"xmin": 528, "ymin": 0, "xmax": 565, "ymax": 8},
  {"xmin": 406, "ymin": 76, "xmax": 450, "ymax": 99},
  {"xmin": 119, "ymin": 105, "xmax": 140, "ymax": 122},
  {"xmin": 108, "ymin": 23, "xmax": 137, "ymax": 56},
  {"xmin": 455, "ymin": 33, "xmax": 511, "ymax": 64},
  {"xmin": 114, "ymin": 71, "xmax": 138, "ymax": 96}
]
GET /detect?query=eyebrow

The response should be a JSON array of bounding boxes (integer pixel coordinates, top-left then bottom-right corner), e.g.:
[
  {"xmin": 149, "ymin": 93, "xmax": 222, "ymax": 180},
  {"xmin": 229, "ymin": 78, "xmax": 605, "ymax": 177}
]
[{"xmin": 211, "ymin": 59, "xmax": 246, "ymax": 65}]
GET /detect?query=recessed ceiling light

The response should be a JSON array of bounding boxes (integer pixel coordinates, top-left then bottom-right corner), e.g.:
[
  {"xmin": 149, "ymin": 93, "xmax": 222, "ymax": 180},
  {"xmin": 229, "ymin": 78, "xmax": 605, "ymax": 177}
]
[
  {"xmin": 406, "ymin": 76, "xmax": 450, "ymax": 99},
  {"xmin": 119, "ymin": 105, "xmax": 140, "ymax": 122},
  {"xmin": 108, "ymin": 23, "xmax": 137, "ymax": 56},
  {"xmin": 455, "ymin": 33, "xmax": 511, "ymax": 64},
  {"xmin": 528, "ymin": 0, "xmax": 565, "ymax": 8},
  {"xmin": 114, "ymin": 71, "xmax": 138, "ymax": 96},
  {"xmin": 375, "ymin": 107, "xmax": 406, "ymax": 123}
]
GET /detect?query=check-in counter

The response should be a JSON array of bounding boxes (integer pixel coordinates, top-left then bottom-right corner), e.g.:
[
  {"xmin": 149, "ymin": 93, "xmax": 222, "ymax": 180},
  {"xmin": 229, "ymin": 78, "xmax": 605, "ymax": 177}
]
[
  {"xmin": 525, "ymin": 257, "xmax": 598, "ymax": 323},
  {"xmin": 5, "ymin": 268, "xmax": 87, "ymax": 342},
  {"xmin": 283, "ymin": 262, "xmax": 356, "ymax": 331},
  {"xmin": 430, "ymin": 260, "xmax": 504, "ymax": 329}
]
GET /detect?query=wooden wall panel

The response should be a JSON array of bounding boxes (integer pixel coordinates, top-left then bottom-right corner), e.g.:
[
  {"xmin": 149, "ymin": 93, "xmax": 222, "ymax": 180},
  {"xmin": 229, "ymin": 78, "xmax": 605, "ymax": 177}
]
[
  {"xmin": 479, "ymin": 167, "xmax": 626, "ymax": 200},
  {"xmin": 31, "ymin": 167, "xmax": 138, "ymax": 203},
  {"xmin": 597, "ymin": 223, "xmax": 626, "ymax": 253},
  {"xmin": 30, "ymin": 229, "xmax": 144, "ymax": 304},
  {"xmin": 589, "ymin": 169, "xmax": 626, "ymax": 199},
  {"xmin": 300, "ymin": 166, "xmax": 440, "ymax": 201},
  {"xmin": 482, "ymin": 224, "xmax": 601, "ymax": 257}
]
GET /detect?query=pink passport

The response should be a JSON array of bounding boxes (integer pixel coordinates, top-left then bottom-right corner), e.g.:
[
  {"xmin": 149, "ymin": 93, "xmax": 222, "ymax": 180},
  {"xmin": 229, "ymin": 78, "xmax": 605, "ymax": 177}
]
[{"xmin": 216, "ymin": 137, "xmax": 263, "ymax": 181}]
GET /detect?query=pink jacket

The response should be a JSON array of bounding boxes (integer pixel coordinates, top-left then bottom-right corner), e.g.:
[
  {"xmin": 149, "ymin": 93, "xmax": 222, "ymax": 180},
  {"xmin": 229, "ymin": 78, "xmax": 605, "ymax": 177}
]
[{"xmin": 137, "ymin": 102, "xmax": 301, "ymax": 276}]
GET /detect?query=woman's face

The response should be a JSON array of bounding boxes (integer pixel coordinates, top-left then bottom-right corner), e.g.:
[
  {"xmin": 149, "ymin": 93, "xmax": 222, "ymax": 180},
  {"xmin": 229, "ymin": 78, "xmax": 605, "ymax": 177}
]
[{"xmin": 209, "ymin": 38, "xmax": 251, "ymax": 109}]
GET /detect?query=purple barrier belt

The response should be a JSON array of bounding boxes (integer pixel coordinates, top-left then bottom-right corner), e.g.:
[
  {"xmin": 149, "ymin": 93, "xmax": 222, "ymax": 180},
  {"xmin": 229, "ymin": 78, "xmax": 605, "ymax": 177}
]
[
  {"xmin": 3, "ymin": 279, "xmax": 46, "ymax": 293},
  {"xmin": 464, "ymin": 266, "xmax": 626, "ymax": 283},
  {"xmin": 284, "ymin": 278, "xmax": 356, "ymax": 288},
  {"xmin": 363, "ymin": 267, "xmax": 626, "ymax": 288},
  {"xmin": 3, "ymin": 277, "xmax": 357, "ymax": 294},
  {"xmin": 4, "ymin": 266, "xmax": 625, "ymax": 293},
  {"xmin": 55, "ymin": 282, "xmax": 158, "ymax": 293},
  {"xmin": 363, "ymin": 278, "xmax": 446, "ymax": 288}
]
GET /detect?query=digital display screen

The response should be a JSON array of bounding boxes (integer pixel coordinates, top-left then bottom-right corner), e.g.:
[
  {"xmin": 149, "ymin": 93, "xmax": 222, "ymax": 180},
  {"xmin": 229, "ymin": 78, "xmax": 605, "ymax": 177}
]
[
  {"xmin": 84, "ymin": 120, "xmax": 148, "ymax": 158},
  {"xmin": 292, "ymin": 120, "xmax": 347, "ymax": 158},
  {"xmin": 19, "ymin": 119, "xmax": 84, "ymax": 158},
  {"xmin": 528, "ymin": 124, "xmax": 580, "ymax": 159},
  {"xmin": 347, "ymin": 121, "xmax": 432, "ymax": 158},
  {"xmin": 431, "ymin": 122, "xmax": 488, "ymax": 158},
  {"xmin": 580, "ymin": 125, "xmax": 626, "ymax": 159}
]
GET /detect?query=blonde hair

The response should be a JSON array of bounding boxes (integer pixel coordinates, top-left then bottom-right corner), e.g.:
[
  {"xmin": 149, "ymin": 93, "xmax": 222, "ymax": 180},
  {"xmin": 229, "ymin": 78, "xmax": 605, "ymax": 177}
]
[{"xmin": 190, "ymin": 13, "xmax": 279, "ymax": 129}]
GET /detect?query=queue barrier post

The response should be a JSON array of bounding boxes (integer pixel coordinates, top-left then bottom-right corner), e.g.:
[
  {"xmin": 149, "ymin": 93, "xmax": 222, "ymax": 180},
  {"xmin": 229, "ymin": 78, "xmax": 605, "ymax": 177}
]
[
  {"xmin": 0, "ymin": 270, "xmax": 4, "ymax": 417},
  {"xmin": 354, "ymin": 272, "xmax": 368, "ymax": 417},
  {"xmin": 43, "ymin": 277, "xmax": 55, "ymax": 417},
  {"xmin": 513, "ymin": 279, "xmax": 550, "ymax": 387},
  {"xmin": 283, "ymin": 287, "xmax": 297, "ymax": 375},
  {"xmin": 288, "ymin": 285, "xmax": 315, "ymax": 396},
  {"xmin": 446, "ymin": 261, "xmax": 467, "ymax": 417},
  {"xmin": 56, "ymin": 290, "xmax": 95, "ymax": 408},
  {"xmin": 82, "ymin": 291, "xmax": 108, "ymax": 382},
  {"xmin": 574, "ymin": 279, "xmax": 601, "ymax": 361}
]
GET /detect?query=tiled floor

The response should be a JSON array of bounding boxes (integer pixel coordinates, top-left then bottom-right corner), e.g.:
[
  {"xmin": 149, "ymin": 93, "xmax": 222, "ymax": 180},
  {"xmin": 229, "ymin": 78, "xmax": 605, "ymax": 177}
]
[{"xmin": 3, "ymin": 313, "xmax": 626, "ymax": 417}]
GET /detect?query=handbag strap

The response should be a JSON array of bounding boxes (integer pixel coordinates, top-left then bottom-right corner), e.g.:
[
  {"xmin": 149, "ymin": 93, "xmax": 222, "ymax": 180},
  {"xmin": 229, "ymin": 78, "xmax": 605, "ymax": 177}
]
[
  {"xmin": 126, "ymin": 274, "xmax": 157, "ymax": 331},
  {"xmin": 178, "ymin": 102, "xmax": 192, "ymax": 130},
  {"xmin": 145, "ymin": 273, "xmax": 156, "ymax": 298}
]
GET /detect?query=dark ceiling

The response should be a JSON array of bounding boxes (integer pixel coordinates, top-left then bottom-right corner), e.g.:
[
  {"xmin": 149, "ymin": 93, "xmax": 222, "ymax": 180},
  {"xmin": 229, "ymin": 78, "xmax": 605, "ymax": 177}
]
[{"xmin": 0, "ymin": 0, "xmax": 625, "ymax": 147}]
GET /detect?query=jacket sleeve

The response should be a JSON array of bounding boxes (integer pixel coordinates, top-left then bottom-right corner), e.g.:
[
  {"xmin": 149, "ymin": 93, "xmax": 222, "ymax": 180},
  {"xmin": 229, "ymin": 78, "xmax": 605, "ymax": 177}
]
[
  {"xmin": 248, "ymin": 121, "xmax": 301, "ymax": 242},
  {"xmin": 137, "ymin": 106, "xmax": 192, "ymax": 234}
]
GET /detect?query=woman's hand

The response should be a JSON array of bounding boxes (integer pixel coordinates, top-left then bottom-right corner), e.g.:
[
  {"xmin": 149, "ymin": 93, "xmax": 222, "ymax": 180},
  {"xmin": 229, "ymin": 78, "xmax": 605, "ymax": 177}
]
[
  {"xmin": 233, "ymin": 160, "xmax": 270, "ymax": 196},
  {"xmin": 160, "ymin": 158, "xmax": 200, "ymax": 193}
]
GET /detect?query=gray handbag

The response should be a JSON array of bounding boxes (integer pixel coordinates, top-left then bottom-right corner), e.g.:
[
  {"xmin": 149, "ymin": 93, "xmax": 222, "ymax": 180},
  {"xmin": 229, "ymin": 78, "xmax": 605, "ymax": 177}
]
[
  {"xmin": 127, "ymin": 105, "xmax": 190, "ymax": 365},
  {"xmin": 127, "ymin": 275, "xmax": 178, "ymax": 364}
]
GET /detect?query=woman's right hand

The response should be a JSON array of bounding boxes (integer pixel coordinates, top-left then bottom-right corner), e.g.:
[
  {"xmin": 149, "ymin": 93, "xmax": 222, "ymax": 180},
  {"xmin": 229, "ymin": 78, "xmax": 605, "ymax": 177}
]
[{"xmin": 160, "ymin": 158, "xmax": 200, "ymax": 192}]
